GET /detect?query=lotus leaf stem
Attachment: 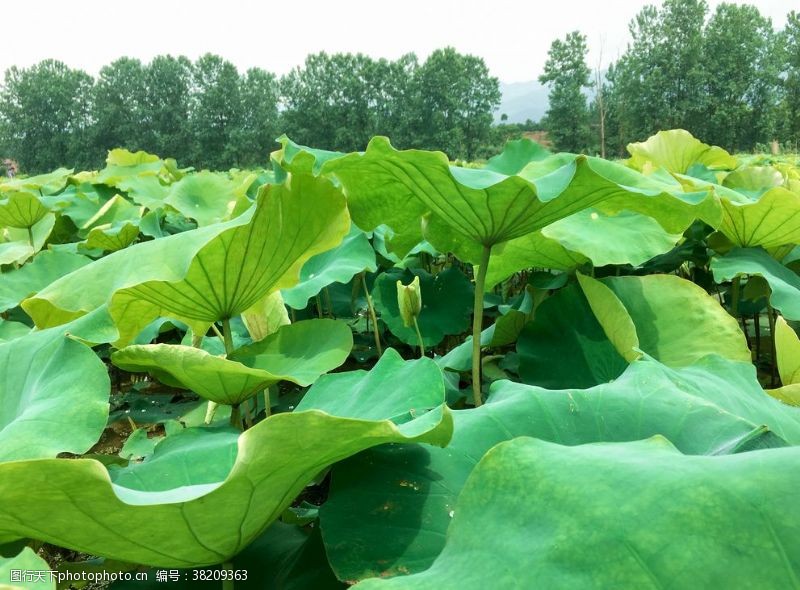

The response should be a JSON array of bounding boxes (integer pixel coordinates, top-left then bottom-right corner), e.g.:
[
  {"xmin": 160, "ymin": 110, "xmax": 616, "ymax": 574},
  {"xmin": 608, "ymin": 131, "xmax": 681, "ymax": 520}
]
[
  {"xmin": 222, "ymin": 562, "xmax": 234, "ymax": 590},
  {"xmin": 361, "ymin": 272, "xmax": 383, "ymax": 356},
  {"xmin": 230, "ymin": 404, "xmax": 242, "ymax": 430},
  {"xmin": 221, "ymin": 319, "xmax": 234, "ymax": 356},
  {"xmin": 731, "ymin": 276, "xmax": 741, "ymax": 318},
  {"xmin": 471, "ymin": 245, "xmax": 492, "ymax": 407},
  {"xmin": 412, "ymin": 316, "xmax": 426, "ymax": 357}
]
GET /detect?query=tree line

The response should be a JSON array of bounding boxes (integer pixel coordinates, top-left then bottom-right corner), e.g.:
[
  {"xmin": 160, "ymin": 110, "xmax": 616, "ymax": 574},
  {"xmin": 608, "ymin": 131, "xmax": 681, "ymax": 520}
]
[
  {"xmin": 540, "ymin": 1, "xmax": 800, "ymax": 156},
  {"xmin": 0, "ymin": 48, "xmax": 501, "ymax": 173}
]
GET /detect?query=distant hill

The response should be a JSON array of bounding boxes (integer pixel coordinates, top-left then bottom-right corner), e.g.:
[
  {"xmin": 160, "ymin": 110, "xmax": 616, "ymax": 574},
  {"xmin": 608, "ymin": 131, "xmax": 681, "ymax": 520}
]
[{"xmin": 495, "ymin": 80, "xmax": 549, "ymax": 124}]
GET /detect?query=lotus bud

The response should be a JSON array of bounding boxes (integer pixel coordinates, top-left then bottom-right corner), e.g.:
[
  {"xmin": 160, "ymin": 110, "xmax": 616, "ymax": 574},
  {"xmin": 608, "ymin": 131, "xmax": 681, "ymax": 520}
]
[{"xmin": 396, "ymin": 276, "xmax": 422, "ymax": 328}]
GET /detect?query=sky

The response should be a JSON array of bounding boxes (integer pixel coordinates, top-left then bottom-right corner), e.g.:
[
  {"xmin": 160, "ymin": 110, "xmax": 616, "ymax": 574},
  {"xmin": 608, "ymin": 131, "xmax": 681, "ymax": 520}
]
[{"xmin": 1, "ymin": 0, "xmax": 795, "ymax": 84}]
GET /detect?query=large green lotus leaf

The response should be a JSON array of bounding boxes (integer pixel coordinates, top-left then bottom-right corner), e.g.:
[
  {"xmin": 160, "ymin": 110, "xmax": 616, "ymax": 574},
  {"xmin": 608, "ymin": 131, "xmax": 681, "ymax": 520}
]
[
  {"xmin": 321, "ymin": 354, "xmax": 797, "ymax": 582},
  {"xmin": 0, "ymin": 320, "xmax": 30, "ymax": 343},
  {"xmin": 114, "ymin": 320, "xmax": 352, "ymax": 406},
  {"xmin": 107, "ymin": 148, "xmax": 161, "ymax": 167},
  {"xmin": 230, "ymin": 319, "xmax": 353, "ymax": 385},
  {"xmin": 712, "ymin": 247, "xmax": 800, "ymax": 320},
  {"xmin": 776, "ymin": 316, "xmax": 800, "ymax": 386},
  {"xmin": 765, "ymin": 316, "xmax": 800, "ymax": 405},
  {"xmin": 71, "ymin": 194, "xmax": 142, "ymax": 254},
  {"xmin": 106, "ymin": 175, "xmax": 348, "ymax": 345},
  {"xmin": 575, "ymin": 272, "xmax": 640, "ymax": 364},
  {"xmin": 0, "ymin": 250, "xmax": 90, "ymax": 312},
  {"xmin": 0, "ymin": 241, "xmax": 35, "ymax": 266},
  {"xmin": 324, "ymin": 137, "xmax": 621, "ymax": 262},
  {"xmin": 281, "ymin": 226, "xmax": 377, "ymax": 309},
  {"xmin": 0, "ymin": 369, "xmax": 452, "ymax": 567},
  {"xmin": 483, "ymin": 138, "xmax": 550, "ymax": 175},
  {"xmin": 39, "ymin": 186, "xmax": 104, "ymax": 228},
  {"xmin": 717, "ymin": 187, "xmax": 800, "ymax": 248},
  {"xmin": 541, "ymin": 208, "xmax": 683, "ymax": 267},
  {"xmin": 0, "ymin": 192, "xmax": 49, "ymax": 228},
  {"xmin": 95, "ymin": 149, "xmax": 165, "ymax": 186},
  {"xmin": 583, "ymin": 273, "xmax": 750, "ymax": 366},
  {"xmin": 481, "ymin": 158, "xmax": 718, "ymax": 287},
  {"xmin": 24, "ymin": 174, "xmax": 350, "ymax": 346},
  {"xmin": 21, "ymin": 212, "xmax": 250, "ymax": 332},
  {"xmin": 84, "ymin": 221, "xmax": 140, "ymax": 252},
  {"xmin": 0, "ymin": 168, "xmax": 72, "ymax": 195},
  {"xmin": 116, "ymin": 175, "xmax": 170, "ymax": 208},
  {"xmin": 0, "ymin": 214, "xmax": 55, "ymax": 265},
  {"xmin": 296, "ymin": 349, "xmax": 444, "ymax": 423},
  {"xmin": 112, "ymin": 344, "xmax": 280, "ymax": 406},
  {"xmin": 273, "ymin": 135, "xmax": 346, "ymax": 177},
  {"xmin": 768, "ymin": 384, "xmax": 800, "ymax": 406},
  {"xmin": 76, "ymin": 195, "xmax": 142, "ymax": 236},
  {"xmin": 164, "ymin": 171, "xmax": 251, "ymax": 227},
  {"xmin": 241, "ymin": 290, "xmax": 290, "ymax": 341},
  {"xmin": 0, "ymin": 327, "xmax": 110, "ymax": 461},
  {"xmin": 108, "ymin": 427, "xmax": 240, "ymax": 493},
  {"xmin": 516, "ymin": 284, "xmax": 628, "ymax": 388},
  {"xmin": 553, "ymin": 154, "xmax": 721, "ymax": 234},
  {"xmin": 722, "ymin": 166, "xmax": 785, "ymax": 198},
  {"xmin": 484, "ymin": 231, "xmax": 587, "ymax": 289},
  {"xmin": 371, "ymin": 268, "xmax": 473, "ymax": 347},
  {"xmin": 355, "ymin": 437, "xmax": 800, "ymax": 589},
  {"xmin": 626, "ymin": 129, "xmax": 737, "ymax": 174},
  {"xmin": 0, "ymin": 547, "xmax": 54, "ymax": 589}
]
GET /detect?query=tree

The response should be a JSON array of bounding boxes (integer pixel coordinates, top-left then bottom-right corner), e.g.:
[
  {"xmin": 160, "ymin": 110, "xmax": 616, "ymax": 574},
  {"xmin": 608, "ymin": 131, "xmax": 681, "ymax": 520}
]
[
  {"xmin": 231, "ymin": 67, "xmax": 280, "ymax": 167},
  {"xmin": 92, "ymin": 57, "xmax": 147, "ymax": 156},
  {"xmin": 280, "ymin": 52, "xmax": 419, "ymax": 153},
  {"xmin": 411, "ymin": 47, "xmax": 500, "ymax": 160},
  {"xmin": 780, "ymin": 11, "xmax": 800, "ymax": 148},
  {"xmin": 702, "ymin": 3, "xmax": 779, "ymax": 151},
  {"xmin": 141, "ymin": 55, "xmax": 194, "ymax": 163},
  {"xmin": 364, "ymin": 54, "xmax": 418, "ymax": 148},
  {"xmin": 539, "ymin": 31, "xmax": 592, "ymax": 153},
  {"xmin": 0, "ymin": 60, "xmax": 94, "ymax": 172},
  {"xmin": 190, "ymin": 54, "xmax": 243, "ymax": 169},
  {"xmin": 281, "ymin": 52, "xmax": 341, "ymax": 150},
  {"xmin": 607, "ymin": 0, "xmax": 707, "ymax": 147}
]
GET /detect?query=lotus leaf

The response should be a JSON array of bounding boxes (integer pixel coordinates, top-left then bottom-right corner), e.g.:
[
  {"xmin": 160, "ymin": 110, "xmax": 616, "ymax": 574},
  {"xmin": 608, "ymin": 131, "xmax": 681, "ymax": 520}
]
[
  {"xmin": 24, "ymin": 172, "xmax": 350, "ymax": 346},
  {"xmin": 581, "ymin": 273, "xmax": 750, "ymax": 366},
  {"xmin": 371, "ymin": 268, "xmax": 473, "ymax": 347},
  {"xmin": 322, "ymin": 354, "xmax": 798, "ymax": 582},
  {"xmin": 0, "ymin": 250, "xmax": 91, "ymax": 312},
  {"xmin": 712, "ymin": 247, "xmax": 800, "ymax": 320},
  {"xmin": 113, "ymin": 319, "xmax": 352, "ymax": 405},
  {"xmin": 281, "ymin": 226, "xmax": 377, "ymax": 309},
  {"xmin": 0, "ymin": 328, "xmax": 109, "ymax": 461},
  {"xmin": 354, "ymin": 437, "xmax": 800, "ymax": 589},
  {"xmin": 626, "ymin": 129, "xmax": 737, "ymax": 174},
  {"xmin": 0, "ymin": 357, "xmax": 452, "ymax": 566}
]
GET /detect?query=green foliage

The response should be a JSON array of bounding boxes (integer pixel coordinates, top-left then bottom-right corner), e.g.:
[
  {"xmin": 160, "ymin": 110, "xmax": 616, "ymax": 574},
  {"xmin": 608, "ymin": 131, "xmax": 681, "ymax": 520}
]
[
  {"xmin": 0, "ymin": 375, "xmax": 452, "ymax": 566},
  {"xmin": 539, "ymin": 31, "xmax": 592, "ymax": 152},
  {"xmin": 354, "ymin": 437, "xmax": 800, "ymax": 589},
  {"xmin": 702, "ymin": 4, "xmax": 780, "ymax": 151},
  {"xmin": 4, "ymin": 130, "xmax": 800, "ymax": 589},
  {"xmin": 0, "ymin": 60, "xmax": 94, "ymax": 171},
  {"xmin": 598, "ymin": 1, "xmax": 799, "ymax": 154},
  {"xmin": 411, "ymin": 47, "xmax": 500, "ymax": 160},
  {"xmin": 0, "ymin": 327, "xmax": 109, "ymax": 461},
  {"xmin": 280, "ymin": 48, "xmax": 499, "ymax": 160}
]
